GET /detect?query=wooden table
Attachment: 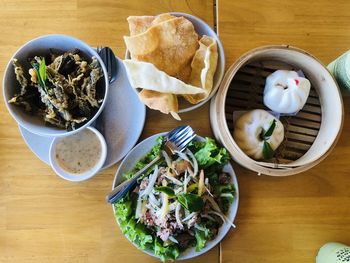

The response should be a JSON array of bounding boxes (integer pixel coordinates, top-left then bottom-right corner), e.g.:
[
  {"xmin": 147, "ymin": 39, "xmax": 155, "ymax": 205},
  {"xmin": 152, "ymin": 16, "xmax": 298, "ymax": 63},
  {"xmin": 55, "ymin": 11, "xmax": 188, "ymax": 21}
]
[{"xmin": 0, "ymin": 1, "xmax": 349, "ymax": 262}]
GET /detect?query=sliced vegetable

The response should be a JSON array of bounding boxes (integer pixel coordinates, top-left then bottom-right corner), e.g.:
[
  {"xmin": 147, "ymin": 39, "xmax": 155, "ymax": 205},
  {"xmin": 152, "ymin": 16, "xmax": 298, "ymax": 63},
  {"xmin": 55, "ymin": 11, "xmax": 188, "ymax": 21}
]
[
  {"xmin": 174, "ymin": 150, "xmax": 191, "ymax": 164},
  {"xmin": 162, "ymin": 150, "xmax": 172, "ymax": 170},
  {"xmin": 163, "ymin": 174, "xmax": 182, "ymax": 185},
  {"xmin": 168, "ymin": 236, "xmax": 179, "ymax": 244},
  {"xmin": 198, "ymin": 170, "xmax": 205, "ymax": 196},
  {"xmin": 159, "ymin": 193, "xmax": 169, "ymax": 221},
  {"xmin": 155, "ymin": 186, "xmax": 175, "ymax": 197},
  {"xmin": 140, "ymin": 165, "xmax": 159, "ymax": 198},
  {"xmin": 187, "ymin": 183, "xmax": 198, "ymax": 193},
  {"xmin": 186, "ymin": 149, "xmax": 198, "ymax": 176},
  {"xmin": 182, "ymin": 211, "xmax": 198, "ymax": 222},
  {"xmin": 175, "ymin": 202, "xmax": 184, "ymax": 229}
]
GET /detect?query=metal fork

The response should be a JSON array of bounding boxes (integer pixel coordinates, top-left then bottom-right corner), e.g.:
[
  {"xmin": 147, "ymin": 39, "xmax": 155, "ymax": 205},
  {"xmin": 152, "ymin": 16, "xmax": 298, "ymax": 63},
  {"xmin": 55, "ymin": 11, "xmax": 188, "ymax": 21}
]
[
  {"xmin": 106, "ymin": 125, "xmax": 196, "ymax": 204},
  {"xmin": 97, "ymin": 46, "xmax": 118, "ymax": 83}
]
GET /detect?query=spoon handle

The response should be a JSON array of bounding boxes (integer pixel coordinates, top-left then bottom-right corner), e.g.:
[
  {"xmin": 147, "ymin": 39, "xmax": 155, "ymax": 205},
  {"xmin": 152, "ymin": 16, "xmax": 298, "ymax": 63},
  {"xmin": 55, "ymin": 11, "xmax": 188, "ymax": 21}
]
[{"xmin": 106, "ymin": 155, "xmax": 160, "ymax": 203}]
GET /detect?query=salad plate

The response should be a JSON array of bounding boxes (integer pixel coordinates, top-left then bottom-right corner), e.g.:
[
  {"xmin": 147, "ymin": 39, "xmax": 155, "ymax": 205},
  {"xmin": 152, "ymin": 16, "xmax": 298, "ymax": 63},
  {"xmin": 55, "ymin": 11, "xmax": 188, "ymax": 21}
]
[
  {"xmin": 112, "ymin": 132, "xmax": 239, "ymax": 261},
  {"xmin": 19, "ymin": 57, "xmax": 146, "ymax": 170}
]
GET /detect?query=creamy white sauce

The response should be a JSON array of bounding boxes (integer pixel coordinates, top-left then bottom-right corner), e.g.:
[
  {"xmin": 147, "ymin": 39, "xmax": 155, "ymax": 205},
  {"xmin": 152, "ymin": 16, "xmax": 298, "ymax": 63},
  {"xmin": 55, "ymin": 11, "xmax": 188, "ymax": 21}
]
[{"xmin": 55, "ymin": 129, "xmax": 102, "ymax": 174}]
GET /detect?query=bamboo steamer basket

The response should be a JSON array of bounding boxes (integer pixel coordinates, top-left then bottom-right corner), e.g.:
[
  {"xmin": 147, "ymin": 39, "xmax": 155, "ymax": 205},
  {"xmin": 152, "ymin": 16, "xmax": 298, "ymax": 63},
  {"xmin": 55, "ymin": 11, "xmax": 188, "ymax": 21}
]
[{"xmin": 210, "ymin": 45, "xmax": 344, "ymax": 176}]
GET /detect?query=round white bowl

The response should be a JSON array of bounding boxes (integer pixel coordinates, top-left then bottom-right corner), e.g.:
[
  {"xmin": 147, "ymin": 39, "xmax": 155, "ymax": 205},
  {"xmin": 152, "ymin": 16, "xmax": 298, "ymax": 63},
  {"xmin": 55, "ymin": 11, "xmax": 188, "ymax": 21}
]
[
  {"xmin": 125, "ymin": 12, "xmax": 225, "ymax": 113},
  {"xmin": 111, "ymin": 132, "xmax": 239, "ymax": 260},
  {"xmin": 3, "ymin": 34, "xmax": 109, "ymax": 137},
  {"xmin": 49, "ymin": 126, "xmax": 107, "ymax": 182}
]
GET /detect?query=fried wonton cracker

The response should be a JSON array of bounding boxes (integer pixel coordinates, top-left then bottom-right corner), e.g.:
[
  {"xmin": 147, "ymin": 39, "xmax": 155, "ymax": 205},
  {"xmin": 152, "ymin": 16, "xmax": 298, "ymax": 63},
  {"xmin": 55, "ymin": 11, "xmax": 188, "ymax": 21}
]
[
  {"xmin": 123, "ymin": 60, "xmax": 207, "ymax": 95},
  {"xmin": 183, "ymin": 35, "xmax": 218, "ymax": 104},
  {"xmin": 124, "ymin": 16, "xmax": 199, "ymax": 80}
]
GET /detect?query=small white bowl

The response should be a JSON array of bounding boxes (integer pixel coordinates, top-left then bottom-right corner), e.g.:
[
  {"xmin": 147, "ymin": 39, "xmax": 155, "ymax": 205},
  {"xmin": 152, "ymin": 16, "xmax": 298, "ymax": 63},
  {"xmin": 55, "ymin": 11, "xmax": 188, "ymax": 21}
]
[
  {"xmin": 49, "ymin": 127, "xmax": 107, "ymax": 182},
  {"xmin": 3, "ymin": 34, "xmax": 109, "ymax": 137},
  {"xmin": 125, "ymin": 12, "xmax": 225, "ymax": 113}
]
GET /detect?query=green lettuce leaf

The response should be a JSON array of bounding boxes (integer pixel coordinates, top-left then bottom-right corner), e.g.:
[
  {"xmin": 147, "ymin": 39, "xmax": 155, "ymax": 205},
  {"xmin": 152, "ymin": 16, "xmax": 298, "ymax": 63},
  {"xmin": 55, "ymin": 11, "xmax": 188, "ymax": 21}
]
[
  {"xmin": 194, "ymin": 224, "xmax": 212, "ymax": 252},
  {"xmin": 190, "ymin": 138, "xmax": 230, "ymax": 169},
  {"xmin": 119, "ymin": 217, "xmax": 153, "ymax": 250},
  {"xmin": 114, "ymin": 199, "xmax": 132, "ymax": 222},
  {"xmin": 154, "ymin": 238, "xmax": 180, "ymax": 262}
]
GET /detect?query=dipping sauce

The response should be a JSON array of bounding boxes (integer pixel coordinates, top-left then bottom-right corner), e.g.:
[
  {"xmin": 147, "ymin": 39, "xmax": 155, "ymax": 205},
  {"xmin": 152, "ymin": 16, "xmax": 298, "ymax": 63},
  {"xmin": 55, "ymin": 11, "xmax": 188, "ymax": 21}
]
[{"xmin": 54, "ymin": 129, "xmax": 102, "ymax": 174}]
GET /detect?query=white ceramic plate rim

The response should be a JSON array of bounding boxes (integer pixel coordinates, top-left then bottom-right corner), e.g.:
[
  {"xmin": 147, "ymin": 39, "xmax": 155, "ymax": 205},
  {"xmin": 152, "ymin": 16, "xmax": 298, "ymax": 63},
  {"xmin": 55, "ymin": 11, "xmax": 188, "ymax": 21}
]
[{"xmin": 111, "ymin": 132, "xmax": 239, "ymax": 261}]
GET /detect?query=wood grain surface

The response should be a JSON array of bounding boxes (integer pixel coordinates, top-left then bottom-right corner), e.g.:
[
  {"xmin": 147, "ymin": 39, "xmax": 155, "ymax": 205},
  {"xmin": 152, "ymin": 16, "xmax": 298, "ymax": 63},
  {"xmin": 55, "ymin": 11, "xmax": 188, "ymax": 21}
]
[
  {"xmin": 0, "ymin": 1, "xmax": 217, "ymax": 262},
  {"xmin": 1, "ymin": 0, "xmax": 350, "ymax": 263},
  {"xmin": 217, "ymin": 0, "xmax": 350, "ymax": 262}
]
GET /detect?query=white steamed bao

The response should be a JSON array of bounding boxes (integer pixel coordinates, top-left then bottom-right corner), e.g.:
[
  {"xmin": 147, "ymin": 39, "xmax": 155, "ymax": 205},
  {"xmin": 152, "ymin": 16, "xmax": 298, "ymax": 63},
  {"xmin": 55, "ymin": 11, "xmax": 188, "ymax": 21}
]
[
  {"xmin": 263, "ymin": 70, "xmax": 311, "ymax": 114},
  {"xmin": 233, "ymin": 109, "xmax": 284, "ymax": 160}
]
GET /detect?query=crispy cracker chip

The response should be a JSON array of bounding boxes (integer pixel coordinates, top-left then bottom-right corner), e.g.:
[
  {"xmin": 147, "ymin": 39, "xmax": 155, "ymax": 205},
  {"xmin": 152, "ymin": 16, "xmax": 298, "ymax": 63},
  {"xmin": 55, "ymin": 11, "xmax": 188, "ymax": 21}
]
[
  {"xmin": 183, "ymin": 35, "xmax": 218, "ymax": 104},
  {"xmin": 124, "ymin": 16, "xmax": 199, "ymax": 80},
  {"xmin": 138, "ymin": 89, "xmax": 178, "ymax": 114},
  {"xmin": 123, "ymin": 60, "xmax": 206, "ymax": 95},
  {"xmin": 127, "ymin": 16, "xmax": 155, "ymax": 36}
]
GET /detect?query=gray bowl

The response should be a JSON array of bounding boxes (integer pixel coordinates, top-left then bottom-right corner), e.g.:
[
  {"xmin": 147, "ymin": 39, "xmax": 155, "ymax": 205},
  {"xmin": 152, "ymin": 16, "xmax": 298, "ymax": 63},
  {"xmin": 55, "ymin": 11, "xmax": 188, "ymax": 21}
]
[{"xmin": 2, "ymin": 34, "xmax": 109, "ymax": 137}]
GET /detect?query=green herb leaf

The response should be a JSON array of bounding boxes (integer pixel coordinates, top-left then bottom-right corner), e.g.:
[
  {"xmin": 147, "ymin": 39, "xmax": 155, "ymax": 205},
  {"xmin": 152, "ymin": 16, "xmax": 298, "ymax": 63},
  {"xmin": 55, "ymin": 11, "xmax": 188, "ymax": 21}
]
[
  {"xmin": 39, "ymin": 57, "xmax": 46, "ymax": 83},
  {"xmin": 177, "ymin": 193, "xmax": 204, "ymax": 212},
  {"xmin": 261, "ymin": 119, "xmax": 276, "ymax": 140},
  {"xmin": 262, "ymin": 141, "xmax": 275, "ymax": 160},
  {"xmin": 31, "ymin": 57, "xmax": 47, "ymax": 92},
  {"xmin": 155, "ymin": 186, "xmax": 175, "ymax": 197}
]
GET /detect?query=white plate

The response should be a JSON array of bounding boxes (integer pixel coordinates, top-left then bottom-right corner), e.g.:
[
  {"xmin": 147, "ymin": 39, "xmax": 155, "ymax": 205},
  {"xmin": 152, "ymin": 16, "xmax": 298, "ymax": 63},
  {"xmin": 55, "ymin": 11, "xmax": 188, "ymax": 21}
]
[
  {"xmin": 19, "ymin": 57, "xmax": 146, "ymax": 170},
  {"xmin": 112, "ymin": 132, "xmax": 239, "ymax": 261}
]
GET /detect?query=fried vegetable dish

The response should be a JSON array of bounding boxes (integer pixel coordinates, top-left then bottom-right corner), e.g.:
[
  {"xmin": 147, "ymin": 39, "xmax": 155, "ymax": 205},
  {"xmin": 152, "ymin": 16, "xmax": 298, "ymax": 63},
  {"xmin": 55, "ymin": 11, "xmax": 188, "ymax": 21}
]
[{"xmin": 8, "ymin": 49, "xmax": 104, "ymax": 130}]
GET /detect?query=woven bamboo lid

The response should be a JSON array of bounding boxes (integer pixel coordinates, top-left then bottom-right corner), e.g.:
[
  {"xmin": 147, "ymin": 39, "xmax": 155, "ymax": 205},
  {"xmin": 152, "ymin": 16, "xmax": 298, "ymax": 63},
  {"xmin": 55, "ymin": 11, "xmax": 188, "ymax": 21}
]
[{"xmin": 210, "ymin": 45, "xmax": 344, "ymax": 176}]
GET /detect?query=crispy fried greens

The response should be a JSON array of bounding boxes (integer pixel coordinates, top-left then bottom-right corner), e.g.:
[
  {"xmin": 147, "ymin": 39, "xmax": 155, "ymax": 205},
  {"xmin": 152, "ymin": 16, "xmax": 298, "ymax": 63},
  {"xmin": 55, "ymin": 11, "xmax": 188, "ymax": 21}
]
[{"xmin": 8, "ymin": 49, "xmax": 104, "ymax": 130}]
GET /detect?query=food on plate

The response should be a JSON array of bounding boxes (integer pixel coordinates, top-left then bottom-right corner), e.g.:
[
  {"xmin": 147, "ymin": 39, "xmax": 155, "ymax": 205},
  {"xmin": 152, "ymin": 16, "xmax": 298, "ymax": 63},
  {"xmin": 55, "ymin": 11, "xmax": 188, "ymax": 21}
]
[
  {"xmin": 138, "ymin": 90, "xmax": 179, "ymax": 117},
  {"xmin": 114, "ymin": 137, "xmax": 235, "ymax": 261},
  {"xmin": 8, "ymin": 49, "xmax": 104, "ymax": 130},
  {"xmin": 233, "ymin": 109, "xmax": 284, "ymax": 160},
  {"xmin": 123, "ymin": 13, "xmax": 218, "ymax": 118},
  {"xmin": 183, "ymin": 35, "xmax": 218, "ymax": 104},
  {"xmin": 125, "ymin": 14, "xmax": 199, "ymax": 81},
  {"xmin": 263, "ymin": 70, "xmax": 311, "ymax": 114},
  {"xmin": 54, "ymin": 128, "xmax": 102, "ymax": 174}
]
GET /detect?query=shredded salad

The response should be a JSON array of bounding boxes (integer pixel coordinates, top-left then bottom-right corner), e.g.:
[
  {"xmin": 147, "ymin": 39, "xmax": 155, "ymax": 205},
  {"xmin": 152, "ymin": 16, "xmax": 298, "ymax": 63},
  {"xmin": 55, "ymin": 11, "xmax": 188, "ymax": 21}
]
[{"xmin": 114, "ymin": 137, "xmax": 236, "ymax": 261}]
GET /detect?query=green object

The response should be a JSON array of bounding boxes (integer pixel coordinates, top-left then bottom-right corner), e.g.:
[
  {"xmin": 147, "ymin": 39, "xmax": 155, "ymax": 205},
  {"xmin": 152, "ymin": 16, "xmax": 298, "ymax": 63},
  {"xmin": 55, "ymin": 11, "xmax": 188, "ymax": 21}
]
[
  {"xmin": 262, "ymin": 140, "xmax": 274, "ymax": 160},
  {"xmin": 261, "ymin": 119, "xmax": 276, "ymax": 140},
  {"xmin": 191, "ymin": 137, "xmax": 230, "ymax": 169},
  {"xmin": 177, "ymin": 193, "xmax": 204, "ymax": 212},
  {"xmin": 114, "ymin": 136, "xmax": 235, "ymax": 261},
  {"xmin": 316, "ymin": 242, "xmax": 350, "ymax": 263},
  {"xmin": 154, "ymin": 239, "xmax": 180, "ymax": 262},
  {"xmin": 155, "ymin": 186, "xmax": 175, "ymax": 197},
  {"xmin": 328, "ymin": 50, "xmax": 350, "ymax": 92},
  {"xmin": 194, "ymin": 225, "xmax": 211, "ymax": 252},
  {"xmin": 31, "ymin": 57, "xmax": 47, "ymax": 92}
]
